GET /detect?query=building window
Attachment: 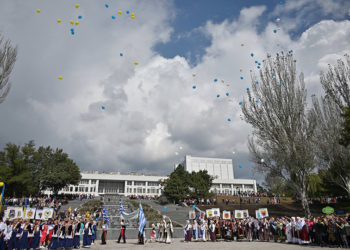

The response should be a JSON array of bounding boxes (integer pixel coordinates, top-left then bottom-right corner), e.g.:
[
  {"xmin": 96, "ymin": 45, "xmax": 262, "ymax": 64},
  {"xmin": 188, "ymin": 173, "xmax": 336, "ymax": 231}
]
[
  {"xmin": 79, "ymin": 187, "xmax": 84, "ymax": 192},
  {"xmin": 137, "ymin": 188, "xmax": 142, "ymax": 193},
  {"xmin": 127, "ymin": 181, "xmax": 132, "ymax": 185},
  {"xmin": 91, "ymin": 180, "xmax": 96, "ymax": 184},
  {"xmin": 70, "ymin": 187, "xmax": 73, "ymax": 192},
  {"xmin": 147, "ymin": 182, "xmax": 159, "ymax": 186},
  {"xmin": 75, "ymin": 187, "xmax": 78, "ymax": 192},
  {"xmin": 80, "ymin": 179, "xmax": 89, "ymax": 184},
  {"xmin": 133, "ymin": 188, "xmax": 136, "ymax": 193},
  {"xmin": 134, "ymin": 181, "xmax": 145, "ymax": 186},
  {"xmin": 90, "ymin": 187, "xmax": 95, "ymax": 192},
  {"xmin": 85, "ymin": 187, "xmax": 89, "ymax": 192}
]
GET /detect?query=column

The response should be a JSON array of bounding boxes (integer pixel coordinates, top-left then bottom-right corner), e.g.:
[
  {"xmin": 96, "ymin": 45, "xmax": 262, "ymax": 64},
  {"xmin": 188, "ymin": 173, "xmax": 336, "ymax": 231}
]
[
  {"xmin": 253, "ymin": 180, "xmax": 257, "ymax": 193},
  {"xmin": 242, "ymin": 184, "xmax": 245, "ymax": 192},
  {"xmin": 96, "ymin": 180, "xmax": 99, "ymax": 196},
  {"xmin": 220, "ymin": 184, "xmax": 223, "ymax": 194},
  {"xmin": 231, "ymin": 184, "xmax": 234, "ymax": 196},
  {"xmin": 124, "ymin": 180, "xmax": 127, "ymax": 196}
]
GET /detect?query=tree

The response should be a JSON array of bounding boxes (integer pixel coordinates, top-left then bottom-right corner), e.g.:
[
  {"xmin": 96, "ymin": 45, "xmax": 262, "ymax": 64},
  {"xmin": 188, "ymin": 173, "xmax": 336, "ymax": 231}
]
[
  {"xmin": 0, "ymin": 34, "xmax": 17, "ymax": 104},
  {"xmin": 241, "ymin": 52, "xmax": 317, "ymax": 217},
  {"xmin": 188, "ymin": 170, "xmax": 213, "ymax": 199},
  {"xmin": 311, "ymin": 55, "xmax": 350, "ymax": 197},
  {"xmin": 161, "ymin": 165, "xmax": 190, "ymax": 202}
]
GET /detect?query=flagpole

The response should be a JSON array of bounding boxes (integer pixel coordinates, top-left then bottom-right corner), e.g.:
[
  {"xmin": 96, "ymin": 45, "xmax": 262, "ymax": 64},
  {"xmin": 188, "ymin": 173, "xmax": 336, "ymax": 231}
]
[{"xmin": 0, "ymin": 182, "xmax": 4, "ymax": 212}]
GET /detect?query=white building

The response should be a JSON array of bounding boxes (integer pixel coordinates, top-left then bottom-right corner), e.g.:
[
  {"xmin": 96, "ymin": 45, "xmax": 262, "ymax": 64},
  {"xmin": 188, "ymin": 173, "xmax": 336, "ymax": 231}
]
[
  {"xmin": 59, "ymin": 171, "xmax": 167, "ymax": 197},
  {"xmin": 181, "ymin": 155, "xmax": 257, "ymax": 195}
]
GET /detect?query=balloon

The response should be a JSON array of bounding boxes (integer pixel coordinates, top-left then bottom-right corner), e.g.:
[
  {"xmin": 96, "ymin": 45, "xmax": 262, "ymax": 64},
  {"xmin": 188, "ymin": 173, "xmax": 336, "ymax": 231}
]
[
  {"xmin": 120, "ymin": 53, "xmax": 123, "ymax": 56},
  {"xmin": 216, "ymin": 94, "xmax": 220, "ymax": 98},
  {"xmin": 241, "ymin": 43, "xmax": 244, "ymax": 46},
  {"xmin": 58, "ymin": 76, "xmax": 63, "ymax": 80},
  {"xmin": 105, "ymin": 4, "xmax": 109, "ymax": 8},
  {"xmin": 239, "ymin": 164, "xmax": 242, "ymax": 168},
  {"xmin": 179, "ymin": 146, "xmax": 183, "ymax": 150},
  {"xmin": 228, "ymin": 118, "xmax": 231, "ymax": 122},
  {"xmin": 75, "ymin": 21, "xmax": 79, "ymax": 25},
  {"xmin": 240, "ymin": 76, "xmax": 243, "ymax": 80},
  {"xmin": 273, "ymin": 29, "xmax": 277, "ymax": 33},
  {"xmin": 131, "ymin": 12, "xmax": 135, "ymax": 16},
  {"xmin": 134, "ymin": 61, "xmax": 139, "ymax": 65},
  {"xmin": 126, "ymin": 10, "xmax": 130, "ymax": 14},
  {"xmin": 256, "ymin": 81, "xmax": 259, "ymax": 84},
  {"xmin": 175, "ymin": 152, "xmax": 179, "ymax": 155},
  {"xmin": 75, "ymin": 4, "xmax": 79, "ymax": 8},
  {"xmin": 112, "ymin": 16, "xmax": 116, "ymax": 19},
  {"xmin": 214, "ymin": 78, "xmax": 218, "ymax": 82},
  {"xmin": 36, "ymin": 9, "xmax": 41, "ymax": 13},
  {"xmin": 70, "ymin": 28, "xmax": 74, "ymax": 32},
  {"xmin": 101, "ymin": 106, "xmax": 105, "ymax": 110},
  {"xmin": 239, "ymin": 101, "xmax": 243, "ymax": 105},
  {"xmin": 226, "ymin": 93, "xmax": 229, "ymax": 96},
  {"xmin": 255, "ymin": 60, "xmax": 258, "ymax": 63},
  {"xmin": 250, "ymin": 53, "xmax": 254, "ymax": 57},
  {"xmin": 232, "ymin": 151, "xmax": 235, "ymax": 154},
  {"xmin": 261, "ymin": 159, "xmax": 265, "ymax": 163},
  {"xmin": 281, "ymin": 82, "xmax": 285, "ymax": 85},
  {"xmin": 192, "ymin": 205, "xmax": 196, "ymax": 209},
  {"xmin": 258, "ymin": 63, "xmax": 261, "ymax": 65},
  {"xmin": 246, "ymin": 88, "xmax": 249, "ymax": 91},
  {"xmin": 57, "ymin": 19, "xmax": 61, "ymax": 23},
  {"xmin": 118, "ymin": 11, "xmax": 122, "ymax": 15},
  {"xmin": 256, "ymin": 100, "xmax": 259, "ymax": 103},
  {"xmin": 279, "ymin": 1, "xmax": 283, "ymax": 4},
  {"xmin": 131, "ymin": 16, "xmax": 135, "ymax": 19},
  {"xmin": 163, "ymin": 206, "xmax": 167, "ymax": 210},
  {"xmin": 276, "ymin": 18, "xmax": 281, "ymax": 23},
  {"xmin": 70, "ymin": 20, "xmax": 74, "ymax": 24},
  {"xmin": 192, "ymin": 85, "xmax": 196, "ymax": 89},
  {"xmin": 78, "ymin": 16, "xmax": 82, "ymax": 19},
  {"xmin": 257, "ymin": 66, "xmax": 260, "ymax": 69}
]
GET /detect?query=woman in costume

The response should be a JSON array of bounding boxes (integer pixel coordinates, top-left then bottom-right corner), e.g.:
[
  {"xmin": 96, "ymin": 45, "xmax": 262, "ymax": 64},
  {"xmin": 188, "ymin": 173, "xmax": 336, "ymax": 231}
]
[
  {"xmin": 165, "ymin": 219, "xmax": 173, "ymax": 244},
  {"xmin": 65, "ymin": 220, "xmax": 74, "ymax": 249},
  {"xmin": 192, "ymin": 219, "xmax": 198, "ymax": 241},
  {"xmin": 31, "ymin": 221, "xmax": 41, "ymax": 250},
  {"xmin": 184, "ymin": 220, "xmax": 192, "ymax": 242},
  {"xmin": 209, "ymin": 220, "xmax": 216, "ymax": 242},
  {"xmin": 48, "ymin": 220, "xmax": 59, "ymax": 249},
  {"xmin": 82, "ymin": 218, "xmax": 92, "ymax": 248}
]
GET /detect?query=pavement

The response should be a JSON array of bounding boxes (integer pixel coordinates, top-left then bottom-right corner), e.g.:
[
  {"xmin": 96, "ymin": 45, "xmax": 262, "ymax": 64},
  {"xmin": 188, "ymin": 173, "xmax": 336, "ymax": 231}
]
[{"xmin": 86, "ymin": 239, "xmax": 335, "ymax": 250}]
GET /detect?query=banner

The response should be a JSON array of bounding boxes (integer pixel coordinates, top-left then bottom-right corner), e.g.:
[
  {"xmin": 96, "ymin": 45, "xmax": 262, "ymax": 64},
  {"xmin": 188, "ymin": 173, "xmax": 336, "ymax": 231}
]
[
  {"xmin": 206, "ymin": 208, "xmax": 220, "ymax": 218},
  {"xmin": 259, "ymin": 208, "xmax": 268, "ymax": 218},
  {"xmin": 256, "ymin": 210, "xmax": 261, "ymax": 219},
  {"xmin": 42, "ymin": 208, "xmax": 54, "ymax": 220},
  {"xmin": 0, "ymin": 182, "xmax": 4, "ymax": 212},
  {"xmin": 189, "ymin": 210, "xmax": 196, "ymax": 220},
  {"xmin": 4, "ymin": 207, "xmax": 23, "ymax": 220},
  {"xmin": 235, "ymin": 209, "xmax": 249, "ymax": 219},
  {"xmin": 222, "ymin": 211, "xmax": 231, "ymax": 220},
  {"xmin": 35, "ymin": 209, "xmax": 44, "ymax": 220},
  {"xmin": 200, "ymin": 211, "xmax": 206, "ymax": 219},
  {"xmin": 121, "ymin": 209, "xmax": 139, "ymax": 220},
  {"xmin": 24, "ymin": 208, "xmax": 36, "ymax": 219}
]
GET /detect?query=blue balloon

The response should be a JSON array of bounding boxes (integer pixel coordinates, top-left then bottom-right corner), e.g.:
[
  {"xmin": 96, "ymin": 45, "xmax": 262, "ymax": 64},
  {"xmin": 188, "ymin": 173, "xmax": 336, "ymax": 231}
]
[
  {"xmin": 163, "ymin": 206, "xmax": 167, "ymax": 210},
  {"xmin": 192, "ymin": 85, "xmax": 196, "ymax": 89},
  {"xmin": 126, "ymin": 10, "xmax": 130, "ymax": 14},
  {"xmin": 281, "ymin": 82, "xmax": 285, "ymax": 85},
  {"xmin": 70, "ymin": 28, "xmax": 74, "ymax": 32},
  {"xmin": 246, "ymin": 88, "xmax": 249, "ymax": 91},
  {"xmin": 228, "ymin": 118, "xmax": 231, "ymax": 122},
  {"xmin": 226, "ymin": 92, "xmax": 229, "ymax": 96},
  {"xmin": 279, "ymin": 1, "xmax": 283, "ymax": 4},
  {"xmin": 192, "ymin": 205, "xmax": 196, "ymax": 209},
  {"xmin": 78, "ymin": 16, "xmax": 82, "ymax": 19},
  {"xmin": 239, "ymin": 164, "xmax": 242, "ymax": 168},
  {"xmin": 250, "ymin": 53, "xmax": 254, "ymax": 57},
  {"xmin": 256, "ymin": 100, "xmax": 259, "ymax": 103},
  {"xmin": 256, "ymin": 81, "xmax": 259, "ymax": 84},
  {"xmin": 120, "ymin": 53, "xmax": 123, "ymax": 56},
  {"xmin": 112, "ymin": 15, "xmax": 116, "ymax": 19},
  {"xmin": 258, "ymin": 63, "xmax": 261, "ymax": 65},
  {"xmin": 105, "ymin": 4, "xmax": 109, "ymax": 8},
  {"xmin": 255, "ymin": 60, "xmax": 258, "ymax": 64},
  {"xmin": 257, "ymin": 66, "xmax": 260, "ymax": 69},
  {"xmin": 214, "ymin": 78, "xmax": 218, "ymax": 82},
  {"xmin": 273, "ymin": 29, "xmax": 277, "ymax": 33},
  {"xmin": 216, "ymin": 94, "xmax": 220, "ymax": 98},
  {"xmin": 101, "ymin": 106, "xmax": 105, "ymax": 110},
  {"xmin": 239, "ymin": 101, "xmax": 243, "ymax": 105},
  {"xmin": 277, "ymin": 84, "xmax": 281, "ymax": 87},
  {"xmin": 240, "ymin": 76, "xmax": 243, "ymax": 80}
]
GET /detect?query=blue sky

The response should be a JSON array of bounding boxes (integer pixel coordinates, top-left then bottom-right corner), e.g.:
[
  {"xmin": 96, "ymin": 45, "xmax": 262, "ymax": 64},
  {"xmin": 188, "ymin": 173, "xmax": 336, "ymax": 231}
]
[{"xmin": 0, "ymin": 0, "xmax": 349, "ymax": 183}]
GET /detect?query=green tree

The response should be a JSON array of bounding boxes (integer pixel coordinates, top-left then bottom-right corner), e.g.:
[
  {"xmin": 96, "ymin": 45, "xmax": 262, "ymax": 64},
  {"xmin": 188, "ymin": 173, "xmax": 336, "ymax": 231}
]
[
  {"xmin": 188, "ymin": 170, "xmax": 213, "ymax": 199},
  {"xmin": 241, "ymin": 53, "xmax": 317, "ymax": 217},
  {"xmin": 161, "ymin": 165, "xmax": 190, "ymax": 202}
]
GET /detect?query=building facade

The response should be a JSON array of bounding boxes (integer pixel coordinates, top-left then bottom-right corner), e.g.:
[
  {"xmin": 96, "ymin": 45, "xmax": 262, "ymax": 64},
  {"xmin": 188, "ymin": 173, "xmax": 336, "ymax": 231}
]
[{"xmin": 182, "ymin": 155, "xmax": 257, "ymax": 195}]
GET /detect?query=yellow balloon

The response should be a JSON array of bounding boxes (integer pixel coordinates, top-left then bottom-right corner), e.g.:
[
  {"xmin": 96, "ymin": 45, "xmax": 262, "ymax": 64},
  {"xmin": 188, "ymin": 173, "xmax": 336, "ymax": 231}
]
[
  {"xmin": 70, "ymin": 20, "xmax": 74, "ymax": 25},
  {"xmin": 75, "ymin": 4, "xmax": 79, "ymax": 8},
  {"xmin": 75, "ymin": 21, "xmax": 79, "ymax": 25},
  {"xmin": 134, "ymin": 62, "xmax": 139, "ymax": 65},
  {"xmin": 0, "ymin": 182, "xmax": 4, "ymax": 187},
  {"xmin": 58, "ymin": 76, "xmax": 63, "ymax": 80},
  {"xmin": 131, "ymin": 13, "xmax": 135, "ymax": 16},
  {"xmin": 36, "ymin": 9, "xmax": 41, "ymax": 13},
  {"xmin": 57, "ymin": 19, "xmax": 61, "ymax": 23},
  {"xmin": 131, "ymin": 16, "xmax": 135, "ymax": 19},
  {"xmin": 118, "ymin": 11, "xmax": 122, "ymax": 15}
]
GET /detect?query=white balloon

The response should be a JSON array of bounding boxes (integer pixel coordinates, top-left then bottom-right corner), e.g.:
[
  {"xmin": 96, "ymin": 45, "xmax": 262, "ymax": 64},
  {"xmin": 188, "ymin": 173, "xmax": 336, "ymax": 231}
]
[
  {"xmin": 179, "ymin": 146, "xmax": 183, "ymax": 150},
  {"xmin": 261, "ymin": 159, "xmax": 264, "ymax": 163},
  {"xmin": 232, "ymin": 151, "xmax": 236, "ymax": 155},
  {"xmin": 276, "ymin": 18, "xmax": 281, "ymax": 23}
]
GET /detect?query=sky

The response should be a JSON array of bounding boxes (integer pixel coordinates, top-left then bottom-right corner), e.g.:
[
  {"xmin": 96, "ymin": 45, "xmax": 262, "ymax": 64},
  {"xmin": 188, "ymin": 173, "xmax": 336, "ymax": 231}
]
[{"xmin": 0, "ymin": 0, "xmax": 349, "ymax": 183}]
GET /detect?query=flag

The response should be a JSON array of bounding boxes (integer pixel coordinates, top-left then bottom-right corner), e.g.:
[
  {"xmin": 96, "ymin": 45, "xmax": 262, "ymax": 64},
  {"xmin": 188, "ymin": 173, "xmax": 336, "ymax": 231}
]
[
  {"xmin": 102, "ymin": 206, "xmax": 110, "ymax": 225},
  {"xmin": 138, "ymin": 202, "xmax": 146, "ymax": 233},
  {"xmin": 0, "ymin": 182, "xmax": 5, "ymax": 211},
  {"xmin": 24, "ymin": 198, "xmax": 28, "ymax": 209},
  {"xmin": 120, "ymin": 200, "xmax": 124, "ymax": 214}
]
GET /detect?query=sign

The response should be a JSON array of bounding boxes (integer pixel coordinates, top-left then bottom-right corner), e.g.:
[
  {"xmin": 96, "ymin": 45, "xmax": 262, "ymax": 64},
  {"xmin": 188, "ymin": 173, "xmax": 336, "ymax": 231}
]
[
  {"xmin": 35, "ymin": 209, "xmax": 44, "ymax": 220},
  {"xmin": 24, "ymin": 208, "xmax": 36, "ymax": 219},
  {"xmin": 4, "ymin": 207, "xmax": 23, "ymax": 220},
  {"xmin": 322, "ymin": 206, "xmax": 334, "ymax": 215},
  {"xmin": 223, "ymin": 211, "xmax": 231, "ymax": 220},
  {"xmin": 206, "ymin": 208, "xmax": 220, "ymax": 218},
  {"xmin": 235, "ymin": 209, "xmax": 249, "ymax": 219},
  {"xmin": 259, "ymin": 208, "xmax": 269, "ymax": 218},
  {"xmin": 200, "ymin": 211, "xmax": 206, "ymax": 219},
  {"xmin": 335, "ymin": 209, "xmax": 347, "ymax": 215},
  {"xmin": 42, "ymin": 208, "xmax": 54, "ymax": 220},
  {"xmin": 189, "ymin": 210, "xmax": 196, "ymax": 220}
]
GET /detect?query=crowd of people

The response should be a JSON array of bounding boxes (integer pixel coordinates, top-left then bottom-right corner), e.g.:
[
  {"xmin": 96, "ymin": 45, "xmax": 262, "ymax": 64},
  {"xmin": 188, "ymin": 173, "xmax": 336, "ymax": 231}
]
[{"xmin": 183, "ymin": 214, "xmax": 350, "ymax": 248}]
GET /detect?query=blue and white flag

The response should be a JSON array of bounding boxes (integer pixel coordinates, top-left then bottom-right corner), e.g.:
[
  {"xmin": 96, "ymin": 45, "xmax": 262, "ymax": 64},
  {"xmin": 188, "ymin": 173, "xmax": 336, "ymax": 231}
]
[
  {"xmin": 102, "ymin": 206, "xmax": 110, "ymax": 225},
  {"xmin": 24, "ymin": 198, "xmax": 28, "ymax": 209},
  {"xmin": 120, "ymin": 200, "xmax": 124, "ymax": 214},
  {"xmin": 138, "ymin": 202, "xmax": 146, "ymax": 233}
]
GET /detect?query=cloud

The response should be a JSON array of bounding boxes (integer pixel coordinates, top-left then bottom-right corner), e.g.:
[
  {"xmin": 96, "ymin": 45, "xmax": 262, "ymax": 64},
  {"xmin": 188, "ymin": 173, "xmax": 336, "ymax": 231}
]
[{"xmin": 0, "ymin": 1, "xmax": 349, "ymax": 183}]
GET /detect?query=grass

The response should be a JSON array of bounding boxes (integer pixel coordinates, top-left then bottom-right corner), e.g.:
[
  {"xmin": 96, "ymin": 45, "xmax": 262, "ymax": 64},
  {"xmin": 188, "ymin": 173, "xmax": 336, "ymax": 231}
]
[{"xmin": 79, "ymin": 200, "xmax": 103, "ymax": 215}]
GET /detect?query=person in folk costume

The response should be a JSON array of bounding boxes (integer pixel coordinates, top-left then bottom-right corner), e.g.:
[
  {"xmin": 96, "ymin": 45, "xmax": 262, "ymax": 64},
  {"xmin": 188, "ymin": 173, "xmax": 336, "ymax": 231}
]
[
  {"xmin": 46, "ymin": 220, "xmax": 54, "ymax": 247},
  {"xmin": 305, "ymin": 218, "xmax": 315, "ymax": 244},
  {"xmin": 162, "ymin": 217, "xmax": 167, "ymax": 243},
  {"xmin": 263, "ymin": 218, "xmax": 270, "ymax": 241},
  {"xmin": 101, "ymin": 220, "xmax": 108, "ymax": 245},
  {"xmin": 237, "ymin": 220, "xmax": 244, "ymax": 240},
  {"xmin": 40, "ymin": 221, "xmax": 48, "ymax": 248},
  {"xmin": 91, "ymin": 220, "xmax": 97, "ymax": 244},
  {"xmin": 277, "ymin": 218, "xmax": 286, "ymax": 242},
  {"xmin": 0, "ymin": 218, "xmax": 6, "ymax": 250},
  {"xmin": 215, "ymin": 219, "xmax": 221, "ymax": 239},
  {"xmin": 65, "ymin": 220, "xmax": 74, "ymax": 249},
  {"xmin": 27, "ymin": 220, "xmax": 34, "ymax": 249},
  {"xmin": 48, "ymin": 220, "xmax": 59, "ymax": 249},
  {"xmin": 82, "ymin": 218, "xmax": 92, "ymax": 248},
  {"xmin": 149, "ymin": 224, "xmax": 157, "ymax": 242},
  {"xmin": 258, "ymin": 219, "xmax": 264, "ymax": 241},
  {"xmin": 31, "ymin": 220, "xmax": 41, "ymax": 249},
  {"xmin": 117, "ymin": 218, "xmax": 126, "ymax": 243},
  {"xmin": 157, "ymin": 220, "xmax": 164, "ymax": 242},
  {"xmin": 223, "ymin": 220, "xmax": 232, "ymax": 241},
  {"xmin": 269, "ymin": 217, "xmax": 278, "ymax": 242},
  {"xmin": 137, "ymin": 222, "xmax": 145, "ymax": 245},
  {"xmin": 14, "ymin": 219, "xmax": 23, "ymax": 249},
  {"xmin": 192, "ymin": 219, "xmax": 199, "ymax": 241},
  {"xmin": 184, "ymin": 220, "xmax": 192, "ymax": 242},
  {"xmin": 6, "ymin": 220, "xmax": 16, "ymax": 250},
  {"xmin": 165, "ymin": 218, "xmax": 173, "ymax": 244},
  {"xmin": 199, "ymin": 219, "xmax": 207, "ymax": 242},
  {"xmin": 73, "ymin": 218, "xmax": 82, "ymax": 248},
  {"xmin": 246, "ymin": 218, "xmax": 253, "ymax": 242},
  {"xmin": 285, "ymin": 218, "xmax": 292, "ymax": 243},
  {"xmin": 300, "ymin": 218, "xmax": 310, "ymax": 244},
  {"xmin": 58, "ymin": 221, "xmax": 66, "ymax": 249},
  {"xmin": 18, "ymin": 219, "xmax": 30, "ymax": 249},
  {"xmin": 209, "ymin": 220, "xmax": 216, "ymax": 242}
]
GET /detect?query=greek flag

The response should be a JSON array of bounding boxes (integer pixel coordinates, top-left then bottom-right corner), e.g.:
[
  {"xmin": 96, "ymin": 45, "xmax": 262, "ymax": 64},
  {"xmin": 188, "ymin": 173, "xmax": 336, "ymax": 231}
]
[
  {"xmin": 102, "ymin": 206, "xmax": 110, "ymax": 225},
  {"xmin": 138, "ymin": 202, "xmax": 146, "ymax": 233},
  {"xmin": 120, "ymin": 200, "xmax": 124, "ymax": 214}
]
